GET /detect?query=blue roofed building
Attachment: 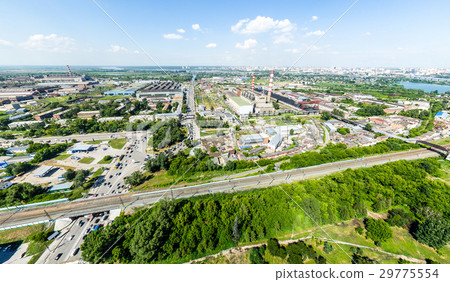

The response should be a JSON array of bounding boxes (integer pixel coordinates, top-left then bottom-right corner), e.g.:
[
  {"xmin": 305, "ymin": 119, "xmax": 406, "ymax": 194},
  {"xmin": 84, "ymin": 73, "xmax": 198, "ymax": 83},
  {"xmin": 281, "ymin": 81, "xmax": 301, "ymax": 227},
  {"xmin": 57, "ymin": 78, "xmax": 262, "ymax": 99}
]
[
  {"xmin": 67, "ymin": 145, "xmax": 93, "ymax": 154},
  {"xmin": 435, "ymin": 111, "xmax": 448, "ymax": 120}
]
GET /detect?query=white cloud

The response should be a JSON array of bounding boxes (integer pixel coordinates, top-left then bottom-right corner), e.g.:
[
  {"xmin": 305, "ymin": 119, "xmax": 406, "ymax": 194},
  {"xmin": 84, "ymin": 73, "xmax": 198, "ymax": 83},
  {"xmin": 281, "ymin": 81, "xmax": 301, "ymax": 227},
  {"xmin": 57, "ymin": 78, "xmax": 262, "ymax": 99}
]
[
  {"xmin": 273, "ymin": 33, "xmax": 294, "ymax": 44},
  {"xmin": 231, "ymin": 19, "xmax": 249, "ymax": 33},
  {"xmin": 231, "ymin": 16, "xmax": 295, "ymax": 34},
  {"xmin": 311, "ymin": 16, "xmax": 318, "ymax": 21},
  {"xmin": 192, "ymin": 24, "xmax": 201, "ymax": 31},
  {"xmin": 21, "ymin": 34, "xmax": 75, "ymax": 52},
  {"xmin": 205, "ymin": 43, "xmax": 217, "ymax": 48},
  {"xmin": 177, "ymin": 29, "xmax": 186, "ymax": 33},
  {"xmin": 163, "ymin": 33, "xmax": 183, "ymax": 40},
  {"xmin": 0, "ymin": 39, "xmax": 12, "ymax": 46},
  {"xmin": 107, "ymin": 45, "xmax": 139, "ymax": 54},
  {"xmin": 305, "ymin": 30, "xmax": 325, "ymax": 37},
  {"xmin": 284, "ymin": 48, "xmax": 302, "ymax": 54},
  {"xmin": 364, "ymin": 31, "xmax": 371, "ymax": 36},
  {"xmin": 235, "ymin": 38, "xmax": 258, "ymax": 50}
]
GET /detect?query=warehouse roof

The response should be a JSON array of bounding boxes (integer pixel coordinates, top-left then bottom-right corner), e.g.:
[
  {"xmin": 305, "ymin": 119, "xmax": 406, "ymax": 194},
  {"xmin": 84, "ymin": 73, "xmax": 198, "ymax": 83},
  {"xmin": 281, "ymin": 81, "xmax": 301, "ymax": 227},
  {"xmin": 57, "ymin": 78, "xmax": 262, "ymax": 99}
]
[
  {"xmin": 49, "ymin": 182, "xmax": 73, "ymax": 192},
  {"xmin": 230, "ymin": 96, "xmax": 251, "ymax": 106},
  {"xmin": 34, "ymin": 166, "xmax": 54, "ymax": 177}
]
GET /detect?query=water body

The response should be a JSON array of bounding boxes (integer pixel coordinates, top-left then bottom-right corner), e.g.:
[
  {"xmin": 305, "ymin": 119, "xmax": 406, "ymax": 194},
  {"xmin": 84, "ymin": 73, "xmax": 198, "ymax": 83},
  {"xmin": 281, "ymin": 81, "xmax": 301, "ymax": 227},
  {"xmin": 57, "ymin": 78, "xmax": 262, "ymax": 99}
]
[{"xmin": 398, "ymin": 81, "xmax": 450, "ymax": 93}]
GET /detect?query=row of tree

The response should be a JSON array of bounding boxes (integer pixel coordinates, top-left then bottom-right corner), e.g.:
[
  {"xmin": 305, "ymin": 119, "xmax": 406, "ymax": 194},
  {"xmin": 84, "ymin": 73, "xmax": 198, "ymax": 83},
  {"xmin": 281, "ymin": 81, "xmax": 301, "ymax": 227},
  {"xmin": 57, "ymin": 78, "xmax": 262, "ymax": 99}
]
[{"xmin": 81, "ymin": 158, "xmax": 449, "ymax": 264}]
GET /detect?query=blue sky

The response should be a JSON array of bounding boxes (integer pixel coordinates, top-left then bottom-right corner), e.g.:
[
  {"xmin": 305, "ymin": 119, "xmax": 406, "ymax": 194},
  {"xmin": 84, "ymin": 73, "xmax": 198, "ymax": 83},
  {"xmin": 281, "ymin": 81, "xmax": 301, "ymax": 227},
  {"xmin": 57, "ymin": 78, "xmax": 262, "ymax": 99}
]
[{"xmin": 0, "ymin": 0, "xmax": 449, "ymax": 67}]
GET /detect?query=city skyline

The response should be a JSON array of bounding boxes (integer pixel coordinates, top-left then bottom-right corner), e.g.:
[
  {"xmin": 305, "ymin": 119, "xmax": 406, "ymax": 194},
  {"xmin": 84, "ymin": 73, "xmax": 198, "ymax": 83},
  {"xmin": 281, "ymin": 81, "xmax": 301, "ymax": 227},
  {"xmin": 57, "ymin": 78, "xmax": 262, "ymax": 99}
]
[{"xmin": 0, "ymin": 0, "xmax": 450, "ymax": 67}]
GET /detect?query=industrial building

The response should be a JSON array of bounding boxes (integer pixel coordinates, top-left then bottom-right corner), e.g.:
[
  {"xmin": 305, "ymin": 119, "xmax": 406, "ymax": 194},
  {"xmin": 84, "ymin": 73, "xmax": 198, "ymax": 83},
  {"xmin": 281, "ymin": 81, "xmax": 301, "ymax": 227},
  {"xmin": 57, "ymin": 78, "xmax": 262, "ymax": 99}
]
[
  {"xmin": 9, "ymin": 113, "xmax": 31, "ymax": 121},
  {"xmin": 34, "ymin": 107, "xmax": 63, "ymax": 120},
  {"xmin": 49, "ymin": 182, "xmax": 74, "ymax": 193},
  {"xmin": 98, "ymin": 117, "xmax": 124, "ymax": 122},
  {"xmin": 435, "ymin": 111, "xmax": 449, "ymax": 120},
  {"xmin": 0, "ymin": 91, "xmax": 35, "ymax": 101},
  {"xmin": 137, "ymin": 81, "xmax": 183, "ymax": 101},
  {"xmin": 53, "ymin": 109, "xmax": 71, "ymax": 120},
  {"xmin": 155, "ymin": 112, "xmax": 181, "ymax": 121},
  {"xmin": 67, "ymin": 145, "xmax": 93, "ymax": 154},
  {"xmin": 8, "ymin": 120, "xmax": 43, "ymax": 129},
  {"xmin": 240, "ymin": 134, "xmax": 268, "ymax": 145},
  {"xmin": 5, "ymin": 146, "xmax": 28, "ymax": 154},
  {"xmin": 267, "ymin": 133, "xmax": 283, "ymax": 150},
  {"xmin": 77, "ymin": 111, "xmax": 100, "ymax": 118},
  {"xmin": 225, "ymin": 92, "xmax": 254, "ymax": 117},
  {"xmin": 34, "ymin": 166, "xmax": 54, "ymax": 178},
  {"xmin": 104, "ymin": 82, "xmax": 148, "ymax": 95}
]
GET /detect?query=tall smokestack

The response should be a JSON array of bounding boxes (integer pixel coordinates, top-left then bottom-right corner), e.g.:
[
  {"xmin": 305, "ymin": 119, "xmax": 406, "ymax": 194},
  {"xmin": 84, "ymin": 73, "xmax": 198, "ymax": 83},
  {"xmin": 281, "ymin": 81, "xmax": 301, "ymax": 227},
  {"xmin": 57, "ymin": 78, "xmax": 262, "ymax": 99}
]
[
  {"xmin": 267, "ymin": 70, "xmax": 274, "ymax": 103},
  {"xmin": 66, "ymin": 65, "xmax": 72, "ymax": 76},
  {"xmin": 251, "ymin": 74, "xmax": 255, "ymax": 91}
]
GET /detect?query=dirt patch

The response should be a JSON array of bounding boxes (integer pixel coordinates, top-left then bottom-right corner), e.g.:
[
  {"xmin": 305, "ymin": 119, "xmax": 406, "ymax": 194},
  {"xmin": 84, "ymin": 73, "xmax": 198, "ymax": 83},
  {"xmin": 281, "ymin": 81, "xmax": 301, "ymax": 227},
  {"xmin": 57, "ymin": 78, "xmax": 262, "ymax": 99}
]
[{"xmin": 367, "ymin": 210, "xmax": 388, "ymax": 220}]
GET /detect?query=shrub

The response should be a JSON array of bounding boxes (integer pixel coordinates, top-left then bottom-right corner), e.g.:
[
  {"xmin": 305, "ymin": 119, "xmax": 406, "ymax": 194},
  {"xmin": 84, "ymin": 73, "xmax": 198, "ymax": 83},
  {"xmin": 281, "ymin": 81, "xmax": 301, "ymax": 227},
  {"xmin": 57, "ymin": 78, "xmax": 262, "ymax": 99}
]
[
  {"xmin": 364, "ymin": 218, "xmax": 393, "ymax": 243},
  {"xmin": 267, "ymin": 238, "xmax": 287, "ymax": 259},
  {"xmin": 386, "ymin": 208, "xmax": 412, "ymax": 228},
  {"xmin": 323, "ymin": 241, "xmax": 334, "ymax": 254}
]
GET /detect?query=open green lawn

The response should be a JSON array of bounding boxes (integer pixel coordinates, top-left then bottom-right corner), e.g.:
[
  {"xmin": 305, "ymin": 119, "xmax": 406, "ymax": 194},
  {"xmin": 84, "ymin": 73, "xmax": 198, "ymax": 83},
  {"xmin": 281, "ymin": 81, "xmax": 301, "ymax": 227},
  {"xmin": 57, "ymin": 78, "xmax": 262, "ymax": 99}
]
[
  {"xmin": 433, "ymin": 138, "xmax": 450, "ymax": 145},
  {"xmin": 98, "ymin": 158, "xmax": 113, "ymax": 164},
  {"xmin": 287, "ymin": 219, "xmax": 449, "ymax": 264},
  {"xmin": 79, "ymin": 157, "xmax": 95, "ymax": 164},
  {"xmin": 54, "ymin": 154, "xmax": 70, "ymax": 160},
  {"xmin": 109, "ymin": 138, "xmax": 127, "ymax": 149},
  {"xmin": 91, "ymin": 168, "xmax": 105, "ymax": 178},
  {"xmin": 0, "ymin": 224, "xmax": 46, "ymax": 244},
  {"xmin": 85, "ymin": 140, "xmax": 104, "ymax": 145},
  {"xmin": 134, "ymin": 171, "xmax": 175, "ymax": 190}
]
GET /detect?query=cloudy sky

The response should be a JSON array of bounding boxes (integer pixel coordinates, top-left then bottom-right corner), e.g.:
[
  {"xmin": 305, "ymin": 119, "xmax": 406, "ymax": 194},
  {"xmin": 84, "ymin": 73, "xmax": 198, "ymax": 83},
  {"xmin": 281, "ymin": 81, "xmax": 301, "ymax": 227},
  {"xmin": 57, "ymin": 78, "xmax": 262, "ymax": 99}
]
[{"xmin": 0, "ymin": 0, "xmax": 449, "ymax": 67}]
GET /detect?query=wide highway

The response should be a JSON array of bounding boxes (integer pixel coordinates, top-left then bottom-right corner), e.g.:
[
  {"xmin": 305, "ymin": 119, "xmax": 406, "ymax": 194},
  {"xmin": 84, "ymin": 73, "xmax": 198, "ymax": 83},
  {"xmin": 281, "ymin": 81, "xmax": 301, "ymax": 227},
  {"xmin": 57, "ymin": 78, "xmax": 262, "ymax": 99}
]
[{"xmin": 0, "ymin": 147, "xmax": 443, "ymax": 231}]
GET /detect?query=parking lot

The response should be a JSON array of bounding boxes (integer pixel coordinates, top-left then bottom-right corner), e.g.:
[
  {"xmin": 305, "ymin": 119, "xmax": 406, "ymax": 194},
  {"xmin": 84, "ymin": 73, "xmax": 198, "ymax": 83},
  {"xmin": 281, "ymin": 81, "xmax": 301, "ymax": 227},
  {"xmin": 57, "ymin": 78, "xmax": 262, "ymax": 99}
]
[
  {"xmin": 14, "ymin": 165, "xmax": 67, "ymax": 187},
  {"xmin": 52, "ymin": 143, "xmax": 125, "ymax": 170}
]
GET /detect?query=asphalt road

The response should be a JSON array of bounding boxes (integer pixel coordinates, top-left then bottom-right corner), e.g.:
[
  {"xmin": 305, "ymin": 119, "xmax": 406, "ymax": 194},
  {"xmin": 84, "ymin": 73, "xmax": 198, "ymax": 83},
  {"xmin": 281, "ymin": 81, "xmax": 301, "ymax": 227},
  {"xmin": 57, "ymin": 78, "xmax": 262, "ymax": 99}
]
[
  {"xmin": 90, "ymin": 131, "xmax": 147, "ymax": 196},
  {"xmin": 0, "ymin": 147, "xmax": 442, "ymax": 231},
  {"xmin": 33, "ymin": 132, "xmax": 148, "ymax": 264},
  {"xmin": 37, "ymin": 215, "xmax": 110, "ymax": 264}
]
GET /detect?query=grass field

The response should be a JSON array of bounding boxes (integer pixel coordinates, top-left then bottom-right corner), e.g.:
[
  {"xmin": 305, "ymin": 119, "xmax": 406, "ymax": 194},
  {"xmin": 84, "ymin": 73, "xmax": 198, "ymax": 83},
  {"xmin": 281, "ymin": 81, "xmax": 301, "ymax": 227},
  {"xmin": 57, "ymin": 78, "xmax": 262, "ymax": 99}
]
[
  {"xmin": 54, "ymin": 154, "xmax": 70, "ymax": 160},
  {"xmin": 198, "ymin": 217, "xmax": 449, "ymax": 264},
  {"xmin": 91, "ymin": 168, "xmax": 104, "ymax": 178},
  {"xmin": 79, "ymin": 157, "xmax": 95, "ymax": 164},
  {"xmin": 288, "ymin": 219, "xmax": 449, "ymax": 264},
  {"xmin": 433, "ymin": 138, "xmax": 450, "ymax": 145},
  {"xmin": 0, "ymin": 224, "xmax": 46, "ymax": 244},
  {"xmin": 85, "ymin": 140, "xmax": 104, "ymax": 145},
  {"xmin": 109, "ymin": 138, "xmax": 127, "ymax": 149},
  {"xmin": 134, "ymin": 171, "xmax": 175, "ymax": 190},
  {"xmin": 97, "ymin": 156, "xmax": 113, "ymax": 164}
]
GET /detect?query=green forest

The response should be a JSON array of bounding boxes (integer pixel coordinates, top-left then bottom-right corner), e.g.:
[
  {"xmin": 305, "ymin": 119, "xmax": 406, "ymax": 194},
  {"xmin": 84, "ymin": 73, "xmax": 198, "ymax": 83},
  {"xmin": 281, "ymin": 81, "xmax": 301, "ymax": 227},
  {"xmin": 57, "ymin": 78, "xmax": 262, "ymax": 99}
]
[{"xmin": 81, "ymin": 158, "xmax": 449, "ymax": 264}]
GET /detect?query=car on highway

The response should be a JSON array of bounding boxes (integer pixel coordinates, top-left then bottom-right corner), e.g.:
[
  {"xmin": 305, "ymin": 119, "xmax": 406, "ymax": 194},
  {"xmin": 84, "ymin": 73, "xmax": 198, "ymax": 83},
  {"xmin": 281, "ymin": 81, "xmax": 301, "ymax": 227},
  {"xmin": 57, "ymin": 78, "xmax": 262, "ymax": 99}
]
[
  {"xmin": 79, "ymin": 221, "xmax": 85, "ymax": 227},
  {"xmin": 68, "ymin": 235, "xmax": 75, "ymax": 241},
  {"xmin": 55, "ymin": 253, "xmax": 63, "ymax": 260},
  {"xmin": 85, "ymin": 228, "xmax": 91, "ymax": 234}
]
